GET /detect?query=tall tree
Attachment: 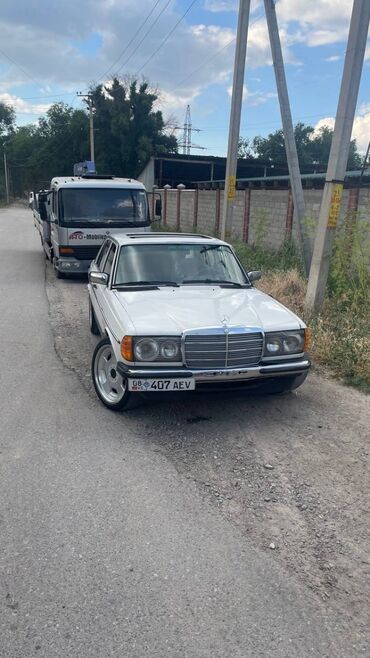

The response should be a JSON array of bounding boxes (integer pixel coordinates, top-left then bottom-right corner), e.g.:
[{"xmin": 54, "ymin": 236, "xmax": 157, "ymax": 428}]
[
  {"xmin": 249, "ymin": 122, "xmax": 361, "ymax": 170},
  {"xmin": 6, "ymin": 103, "xmax": 89, "ymax": 195},
  {"xmin": 0, "ymin": 102, "xmax": 16, "ymax": 198},
  {"xmin": 0, "ymin": 102, "xmax": 15, "ymax": 141},
  {"xmin": 237, "ymin": 137, "xmax": 253, "ymax": 159},
  {"xmin": 90, "ymin": 78, "xmax": 177, "ymax": 177}
]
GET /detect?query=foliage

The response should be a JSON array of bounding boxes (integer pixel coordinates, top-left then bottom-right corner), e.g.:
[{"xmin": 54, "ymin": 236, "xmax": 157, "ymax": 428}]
[
  {"xmin": 237, "ymin": 137, "xmax": 253, "ymax": 159},
  {"xmin": 234, "ymin": 239, "xmax": 302, "ymax": 276},
  {"xmin": 234, "ymin": 220, "xmax": 369, "ymax": 392},
  {"xmin": 240, "ymin": 122, "xmax": 362, "ymax": 170},
  {"xmin": 1, "ymin": 79, "xmax": 177, "ymax": 198},
  {"xmin": 6, "ymin": 104, "xmax": 89, "ymax": 195},
  {"xmin": 90, "ymin": 78, "xmax": 177, "ymax": 178},
  {"xmin": 0, "ymin": 101, "xmax": 15, "ymax": 141}
]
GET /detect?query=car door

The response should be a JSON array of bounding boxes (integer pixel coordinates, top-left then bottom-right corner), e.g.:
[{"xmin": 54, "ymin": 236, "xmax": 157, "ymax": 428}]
[
  {"xmin": 93, "ymin": 241, "xmax": 117, "ymax": 334},
  {"xmin": 49, "ymin": 190, "xmax": 59, "ymax": 255},
  {"xmin": 90, "ymin": 239, "xmax": 112, "ymax": 330}
]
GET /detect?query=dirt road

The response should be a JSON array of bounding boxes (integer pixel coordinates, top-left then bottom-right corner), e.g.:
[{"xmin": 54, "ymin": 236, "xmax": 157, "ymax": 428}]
[{"xmin": 46, "ymin": 252, "xmax": 370, "ymax": 652}]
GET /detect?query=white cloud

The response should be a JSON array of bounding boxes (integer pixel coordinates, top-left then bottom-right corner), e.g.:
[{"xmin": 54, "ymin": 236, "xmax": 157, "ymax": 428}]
[
  {"xmin": 276, "ymin": 0, "xmax": 352, "ymax": 46},
  {"xmin": 325, "ymin": 55, "xmax": 341, "ymax": 62},
  {"xmin": 155, "ymin": 89, "xmax": 200, "ymax": 114},
  {"xmin": 204, "ymin": 0, "xmax": 238, "ymax": 11},
  {"xmin": 0, "ymin": 0, "xmax": 364, "ymax": 130},
  {"xmin": 314, "ymin": 116, "xmax": 335, "ymax": 132},
  {"xmin": 204, "ymin": 0, "xmax": 261, "ymax": 13},
  {"xmin": 0, "ymin": 3, "xmax": 242, "ymax": 117},
  {"xmin": 227, "ymin": 84, "xmax": 276, "ymax": 105},
  {"xmin": 0, "ymin": 92, "xmax": 50, "ymax": 116},
  {"xmin": 314, "ymin": 104, "xmax": 370, "ymax": 153}
]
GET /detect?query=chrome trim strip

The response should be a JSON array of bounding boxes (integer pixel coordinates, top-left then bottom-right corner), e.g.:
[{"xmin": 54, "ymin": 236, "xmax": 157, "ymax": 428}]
[
  {"xmin": 183, "ymin": 326, "xmax": 262, "ymax": 336},
  {"xmin": 117, "ymin": 358, "xmax": 310, "ymax": 382}
]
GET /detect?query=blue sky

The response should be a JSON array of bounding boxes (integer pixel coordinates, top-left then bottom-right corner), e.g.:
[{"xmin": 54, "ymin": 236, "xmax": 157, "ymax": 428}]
[{"xmin": 0, "ymin": 0, "xmax": 369, "ymax": 155}]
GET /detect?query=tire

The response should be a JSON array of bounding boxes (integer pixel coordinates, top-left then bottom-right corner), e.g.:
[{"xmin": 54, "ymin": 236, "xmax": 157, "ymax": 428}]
[
  {"xmin": 92, "ymin": 337, "xmax": 136, "ymax": 411},
  {"xmin": 263, "ymin": 372, "xmax": 308, "ymax": 395},
  {"xmin": 89, "ymin": 299, "xmax": 100, "ymax": 336}
]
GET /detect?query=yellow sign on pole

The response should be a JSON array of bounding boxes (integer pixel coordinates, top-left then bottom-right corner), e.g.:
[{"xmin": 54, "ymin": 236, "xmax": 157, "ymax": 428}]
[
  {"xmin": 227, "ymin": 175, "xmax": 236, "ymax": 201},
  {"xmin": 327, "ymin": 183, "xmax": 343, "ymax": 228}
]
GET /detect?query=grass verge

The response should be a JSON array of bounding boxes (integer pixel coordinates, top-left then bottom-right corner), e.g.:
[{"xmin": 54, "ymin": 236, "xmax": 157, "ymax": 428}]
[{"xmin": 234, "ymin": 240, "xmax": 370, "ymax": 394}]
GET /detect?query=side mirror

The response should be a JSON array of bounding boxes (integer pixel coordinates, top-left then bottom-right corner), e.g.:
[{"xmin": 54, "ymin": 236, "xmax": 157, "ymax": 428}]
[
  {"xmin": 248, "ymin": 270, "xmax": 262, "ymax": 283},
  {"xmin": 89, "ymin": 271, "xmax": 109, "ymax": 286},
  {"xmin": 155, "ymin": 198, "xmax": 162, "ymax": 218}
]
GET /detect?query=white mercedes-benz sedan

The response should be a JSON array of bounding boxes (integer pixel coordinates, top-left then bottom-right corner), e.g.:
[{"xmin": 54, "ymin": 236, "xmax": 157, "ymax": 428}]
[{"xmin": 87, "ymin": 233, "xmax": 310, "ymax": 411}]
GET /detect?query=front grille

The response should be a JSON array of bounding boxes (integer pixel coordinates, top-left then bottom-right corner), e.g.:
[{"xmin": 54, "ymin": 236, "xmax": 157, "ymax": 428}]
[
  {"xmin": 69, "ymin": 245, "xmax": 101, "ymax": 261},
  {"xmin": 184, "ymin": 330, "xmax": 263, "ymax": 369}
]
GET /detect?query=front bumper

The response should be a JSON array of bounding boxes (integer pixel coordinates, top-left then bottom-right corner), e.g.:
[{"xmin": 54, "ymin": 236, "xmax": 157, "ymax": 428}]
[
  {"xmin": 117, "ymin": 356, "xmax": 310, "ymax": 384},
  {"xmin": 56, "ymin": 258, "xmax": 91, "ymax": 273}
]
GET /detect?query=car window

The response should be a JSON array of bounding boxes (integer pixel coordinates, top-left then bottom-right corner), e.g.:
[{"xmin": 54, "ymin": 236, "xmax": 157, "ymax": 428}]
[
  {"xmin": 103, "ymin": 243, "xmax": 116, "ymax": 277},
  {"xmin": 52, "ymin": 191, "xmax": 58, "ymax": 218},
  {"xmin": 114, "ymin": 243, "xmax": 248, "ymax": 286},
  {"xmin": 95, "ymin": 240, "xmax": 110, "ymax": 269}
]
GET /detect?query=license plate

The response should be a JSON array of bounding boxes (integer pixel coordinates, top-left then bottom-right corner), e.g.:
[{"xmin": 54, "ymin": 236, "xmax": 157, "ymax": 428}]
[{"xmin": 128, "ymin": 378, "xmax": 195, "ymax": 392}]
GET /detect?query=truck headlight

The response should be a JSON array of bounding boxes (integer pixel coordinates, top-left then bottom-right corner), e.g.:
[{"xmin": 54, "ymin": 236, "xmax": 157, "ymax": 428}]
[
  {"xmin": 133, "ymin": 337, "xmax": 181, "ymax": 362},
  {"xmin": 264, "ymin": 330, "xmax": 304, "ymax": 356}
]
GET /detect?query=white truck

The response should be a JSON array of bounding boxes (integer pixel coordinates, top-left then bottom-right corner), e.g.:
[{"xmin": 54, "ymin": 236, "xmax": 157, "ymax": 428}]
[{"xmin": 34, "ymin": 174, "xmax": 160, "ymax": 278}]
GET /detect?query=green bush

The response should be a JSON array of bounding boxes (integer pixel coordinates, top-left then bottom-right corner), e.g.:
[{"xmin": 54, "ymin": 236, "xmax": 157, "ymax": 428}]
[{"xmin": 234, "ymin": 239, "xmax": 302, "ymax": 273}]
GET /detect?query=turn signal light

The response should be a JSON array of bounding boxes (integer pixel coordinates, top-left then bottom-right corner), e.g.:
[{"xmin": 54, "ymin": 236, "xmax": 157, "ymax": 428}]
[
  {"xmin": 303, "ymin": 328, "xmax": 312, "ymax": 351},
  {"xmin": 121, "ymin": 336, "xmax": 133, "ymax": 361},
  {"xmin": 60, "ymin": 247, "xmax": 74, "ymax": 254}
]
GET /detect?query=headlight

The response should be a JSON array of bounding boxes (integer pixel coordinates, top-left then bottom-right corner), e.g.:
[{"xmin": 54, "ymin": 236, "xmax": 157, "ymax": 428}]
[
  {"xmin": 134, "ymin": 338, "xmax": 159, "ymax": 361},
  {"xmin": 264, "ymin": 330, "xmax": 304, "ymax": 356},
  {"xmin": 133, "ymin": 337, "xmax": 181, "ymax": 362},
  {"xmin": 160, "ymin": 340, "xmax": 179, "ymax": 360}
]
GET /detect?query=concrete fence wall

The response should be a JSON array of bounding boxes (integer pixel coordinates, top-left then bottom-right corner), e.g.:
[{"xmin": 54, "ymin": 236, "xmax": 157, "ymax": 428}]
[{"xmin": 155, "ymin": 186, "xmax": 370, "ymax": 251}]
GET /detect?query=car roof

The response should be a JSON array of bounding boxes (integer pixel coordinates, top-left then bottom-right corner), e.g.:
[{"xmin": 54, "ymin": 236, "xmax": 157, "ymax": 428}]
[
  {"xmin": 50, "ymin": 176, "xmax": 145, "ymax": 190},
  {"xmin": 108, "ymin": 232, "xmax": 230, "ymax": 247}
]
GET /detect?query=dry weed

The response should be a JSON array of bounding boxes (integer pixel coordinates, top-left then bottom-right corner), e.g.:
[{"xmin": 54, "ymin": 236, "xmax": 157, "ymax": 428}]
[{"xmin": 256, "ymin": 268, "xmax": 370, "ymax": 391}]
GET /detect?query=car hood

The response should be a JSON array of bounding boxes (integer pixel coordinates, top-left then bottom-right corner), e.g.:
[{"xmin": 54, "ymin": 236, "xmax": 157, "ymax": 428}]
[{"xmin": 112, "ymin": 286, "xmax": 304, "ymax": 335}]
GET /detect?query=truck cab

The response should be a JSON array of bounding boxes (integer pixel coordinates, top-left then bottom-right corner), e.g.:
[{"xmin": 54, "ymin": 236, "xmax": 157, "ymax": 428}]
[{"xmin": 38, "ymin": 175, "xmax": 157, "ymax": 278}]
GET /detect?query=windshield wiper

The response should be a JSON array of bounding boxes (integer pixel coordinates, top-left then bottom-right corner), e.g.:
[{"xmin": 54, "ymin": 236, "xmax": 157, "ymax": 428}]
[
  {"xmin": 182, "ymin": 278, "xmax": 247, "ymax": 287},
  {"xmin": 113, "ymin": 280, "xmax": 180, "ymax": 288},
  {"xmin": 200, "ymin": 245, "xmax": 223, "ymax": 253}
]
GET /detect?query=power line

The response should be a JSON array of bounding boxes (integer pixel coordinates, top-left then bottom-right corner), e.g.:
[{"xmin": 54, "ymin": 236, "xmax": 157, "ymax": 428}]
[
  {"xmin": 0, "ymin": 47, "xmax": 40, "ymax": 86},
  {"xmin": 114, "ymin": 0, "xmax": 173, "ymax": 77},
  {"xmin": 134, "ymin": 0, "xmax": 198, "ymax": 76},
  {"xmin": 97, "ymin": 0, "xmax": 162, "ymax": 82},
  {"xmin": 172, "ymin": 37, "xmax": 235, "ymax": 94},
  {"xmin": 15, "ymin": 93, "xmax": 76, "ymax": 101},
  {"xmin": 170, "ymin": 15, "xmax": 260, "ymax": 95}
]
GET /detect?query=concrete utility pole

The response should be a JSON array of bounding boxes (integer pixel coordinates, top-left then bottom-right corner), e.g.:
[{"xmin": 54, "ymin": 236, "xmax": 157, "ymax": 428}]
[
  {"xmin": 3, "ymin": 150, "xmax": 9, "ymax": 205},
  {"xmin": 305, "ymin": 0, "xmax": 370, "ymax": 312},
  {"xmin": 77, "ymin": 92, "xmax": 95, "ymax": 163},
  {"xmin": 220, "ymin": 0, "xmax": 251, "ymax": 240},
  {"xmin": 264, "ymin": 0, "xmax": 310, "ymax": 275}
]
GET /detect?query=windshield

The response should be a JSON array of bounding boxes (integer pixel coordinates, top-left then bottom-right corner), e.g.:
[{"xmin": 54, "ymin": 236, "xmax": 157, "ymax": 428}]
[
  {"xmin": 59, "ymin": 188, "xmax": 149, "ymax": 228},
  {"xmin": 113, "ymin": 243, "xmax": 249, "ymax": 287}
]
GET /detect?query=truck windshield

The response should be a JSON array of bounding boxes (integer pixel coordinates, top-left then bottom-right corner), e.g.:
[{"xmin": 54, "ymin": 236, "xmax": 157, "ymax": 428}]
[{"xmin": 59, "ymin": 188, "xmax": 149, "ymax": 228}]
